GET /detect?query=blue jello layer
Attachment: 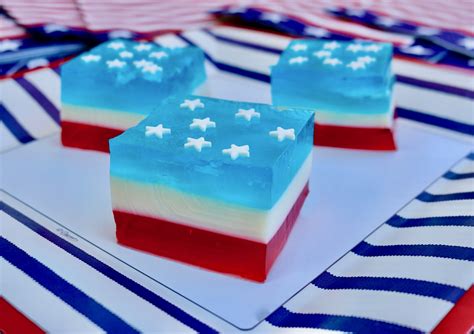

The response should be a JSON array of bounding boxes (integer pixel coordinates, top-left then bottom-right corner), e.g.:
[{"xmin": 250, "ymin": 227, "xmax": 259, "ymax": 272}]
[
  {"xmin": 110, "ymin": 96, "xmax": 314, "ymax": 210},
  {"xmin": 271, "ymin": 39, "xmax": 394, "ymax": 115},
  {"xmin": 61, "ymin": 39, "xmax": 206, "ymax": 115}
]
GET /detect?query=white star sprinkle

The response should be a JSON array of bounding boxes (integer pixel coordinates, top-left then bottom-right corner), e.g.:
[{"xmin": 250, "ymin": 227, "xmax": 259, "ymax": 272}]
[
  {"xmin": 260, "ymin": 12, "xmax": 286, "ymax": 24},
  {"xmin": 323, "ymin": 57, "xmax": 342, "ymax": 66},
  {"xmin": 400, "ymin": 45, "xmax": 433, "ymax": 56},
  {"xmin": 222, "ymin": 144, "xmax": 250, "ymax": 160},
  {"xmin": 347, "ymin": 60, "xmax": 366, "ymax": 70},
  {"xmin": 289, "ymin": 56, "xmax": 308, "ymax": 65},
  {"xmin": 189, "ymin": 117, "xmax": 216, "ymax": 132},
  {"xmin": 133, "ymin": 59, "xmax": 152, "ymax": 68},
  {"xmin": 416, "ymin": 27, "xmax": 440, "ymax": 36},
  {"xmin": 142, "ymin": 63, "xmax": 162, "ymax": 74},
  {"xmin": 184, "ymin": 137, "xmax": 212, "ymax": 152},
  {"xmin": 364, "ymin": 44, "xmax": 383, "ymax": 52},
  {"xmin": 291, "ymin": 43, "xmax": 308, "ymax": 52},
  {"xmin": 376, "ymin": 17, "xmax": 398, "ymax": 27},
  {"xmin": 44, "ymin": 24, "xmax": 69, "ymax": 33},
  {"xmin": 107, "ymin": 41, "xmax": 125, "ymax": 50},
  {"xmin": 346, "ymin": 44, "xmax": 364, "ymax": 52},
  {"xmin": 145, "ymin": 124, "xmax": 171, "ymax": 138},
  {"xmin": 269, "ymin": 127, "xmax": 295, "ymax": 142},
  {"xmin": 357, "ymin": 56, "xmax": 376, "ymax": 64},
  {"xmin": 0, "ymin": 39, "xmax": 21, "ymax": 53},
  {"xmin": 180, "ymin": 99, "xmax": 204, "ymax": 111},
  {"xmin": 235, "ymin": 108, "xmax": 260, "ymax": 121},
  {"xmin": 323, "ymin": 41, "xmax": 340, "ymax": 50},
  {"xmin": 313, "ymin": 50, "xmax": 331, "ymax": 58},
  {"xmin": 134, "ymin": 43, "xmax": 152, "ymax": 52},
  {"xmin": 106, "ymin": 59, "xmax": 126, "ymax": 68},
  {"xmin": 304, "ymin": 26, "xmax": 330, "ymax": 38},
  {"xmin": 119, "ymin": 51, "xmax": 133, "ymax": 58},
  {"xmin": 81, "ymin": 54, "xmax": 101, "ymax": 62},
  {"xmin": 458, "ymin": 37, "xmax": 474, "ymax": 50},
  {"xmin": 149, "ymin": 51, "xmax": 168, "ymax": 59}
]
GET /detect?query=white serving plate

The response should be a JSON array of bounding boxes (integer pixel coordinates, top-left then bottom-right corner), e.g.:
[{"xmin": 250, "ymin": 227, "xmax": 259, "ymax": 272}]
[{"xmin": 2, "ymin": 69, "xmax": 472, "ymax": 330}]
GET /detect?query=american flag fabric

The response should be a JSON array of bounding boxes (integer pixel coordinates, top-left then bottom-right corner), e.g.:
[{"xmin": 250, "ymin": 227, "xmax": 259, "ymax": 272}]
[{"xmin": 2, "ymin": 151, "xmax": 473, "ymax": 333}]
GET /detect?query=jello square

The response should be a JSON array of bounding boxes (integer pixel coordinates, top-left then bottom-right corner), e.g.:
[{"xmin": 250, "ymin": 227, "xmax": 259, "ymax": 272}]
[
  {"xmin": 109, "ymin": 96, "xmax": 315, "ymax": 282},
  {"xmin": 271, "ymin": 39, "xmax": 396, "ymax": 150},
  {"xmin": 61, "ymin": 39, "xmax": 206, "ymax": 152}
]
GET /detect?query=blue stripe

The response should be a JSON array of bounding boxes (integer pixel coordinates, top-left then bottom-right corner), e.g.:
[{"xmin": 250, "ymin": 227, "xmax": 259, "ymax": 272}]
[
  {"xmin": 416, "ymin": 191, "xmax": 474, "ymax": 202},
  {"xmin": 205, "ymin": 29, "xmax": 472, "ymax": 99},
  {"xmin": 178, "ymin": 34, "xmax": 271, "ymax": 82},
  {"xmin": 443, "ymin": 171, "xmax": 474, "ymax": 180},
  {"xmin": 1, "ymin": 202, "xmax": 218, "ymax": 334},
  {"xmin": 312, "ymin": 271, "xmax": 464, "ymax": 303},
  {"xmin": 386, "ymin": 215, "xmax": 474, "ymax": 228},
  {"xmin": 468, "ymin": 152, "xmax": 474, "ymax": 160},
  {"xmin": 266, "ymin": 307, "xmax": 422, "ymax": 334},
  {"xmin": 15, "ymin": 77, "xmax": 61, "ymax": 125},
  {"xmin": 396, "ymin": 107, "xmax": 474, "ymax": 136},
  {"xmin": 0, "ymin": 103, "xmax": 35, "ymax": 143},
  {"xmin": 1, "ymin": 237, "xmax": 139, "ymax": 333},
  {"xmin": 396, "ymin": 75, "xmax": 474, "ymax": 99},
  {"xmin": 353, "ymin": 241, "xmax": 474, "ymax": 261}
]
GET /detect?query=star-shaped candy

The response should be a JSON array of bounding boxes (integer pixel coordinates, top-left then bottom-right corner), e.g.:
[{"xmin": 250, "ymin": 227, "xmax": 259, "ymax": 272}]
[
  {"xmin": 304, "ymin": 26, "xmax": 330, "ymax": 38},
  {"xmin": 364, "ymin": 44, "xmax": 383, "ymax": 52},
  {"xmin": 347, "ymin": 60, "xmax": 366, "ymax": 70},
  {"xmin": 44, "ymin": 24, "xmax": 69, "ymax": 33},
  {"xmin": 260, "ymin": 12, "xmax": 286, "ymax": 24},
  {"xmin": 107, "ymin": 41, "xmax": 125, "ymax": 50},
  {"xmin": 0, "ymin": 39, "xmax": 21, "ymax": 53},
  {"xmin": 142, "ymin": 63, "xmax": 162, "ymax": 74},
  {"xmin": 189, "ymin": 117, "xmax": 216, "ymax": 131},
  {"xmin": 82, "ymin": 54, "xmax": 101, "ymax": 62},
  {"xmin": 357, "ymin": 56, "xmax": 375, "ymax": 64},
  {"xmin": 133, "ymin": 59, "xmax": 152, "ymax": 68},
  {"xmin": 222, "ymin": 144, "xmax": 250, "ymax": 160},
  {"xmin": 106, "ymin": 59, "xmax": 126, "ymax": 68},
  {"xmin": 346, "ymin": 44, "xmax": 364, "ymax": 52},
  {"xmin": 458, "ymin": 37, "xmax": 474, "ymax": 50},
  {"xmin": 291, "ymin": 43, "xmax": 308, "ymax": 52},
  {"xmin": 184, "ymin": 137, "xmax": 212, "ymax": 152},
  {"xmin": 269, "ymin": 127, "xmax": 295, "ymax": 142},
  {"xmin": 149, "ymin": 51, "xmax": 168, "ymax": 59},
  {"xmin": 235, "ymin": 108, "xmax": 260, "ymax": 121},
  {"xmin": 119, "ymin": 51, "xmax": 133, "ymax": 58},
  {"xmin": 323, "ymin": 41, "xmax": 340, "ymax": 50},
  {"xmin": 145, "ymin": 124, "xmax": 171, "ymax": 138},
  {"xmin": 323, "ymin": 57, "xmax": 342, "ymax": 66},
  {"xmin": 313, "ymin": 50, "xmax": 331, "ymax": 58},
  {"xmin": 289, "ymin": 56, "xmax": 308, "ymax": 65},
  {"xmin": 134, "ymin": 43, "xmax": 152, "ymax": 52},
  {"xmin": 180, "ymin": 98, "xmax": 204, "ymax": 111}
]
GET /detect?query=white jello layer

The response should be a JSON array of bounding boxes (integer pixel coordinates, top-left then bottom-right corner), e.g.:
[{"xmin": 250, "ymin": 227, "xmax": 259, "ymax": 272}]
[
  {"xmin": 111, "ymin": 153, "xmax": 312, "ymax": 243},
  {"xmin": 314, "ymin": 97, "xmax": 395, "ymax": 128},
  {"xmin": 62, "ymin": 104, "xmax": 145, "ymax": 130}
]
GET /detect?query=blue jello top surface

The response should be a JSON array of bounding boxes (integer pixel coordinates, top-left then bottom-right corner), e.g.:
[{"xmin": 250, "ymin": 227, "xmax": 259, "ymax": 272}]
[
  {"xmin": 110, "ymin": 96, "xmax": 315, "ymax": 209},
  {"xmin": 63, "ymin": 39, "xmax": 203, "ymax": 85},
  {"xmin": 274, "ymin": 39, "xmax": 393, "ymax": 83}
]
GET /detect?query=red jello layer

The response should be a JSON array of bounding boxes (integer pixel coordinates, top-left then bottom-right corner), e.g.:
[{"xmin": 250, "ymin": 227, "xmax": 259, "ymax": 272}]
[
  {"xmin": 61, "ymin": 121, "xmax": 124, "ymax": 153},
  {"xmin": 114, "ymin": 183, "xmax": 309, "ymax": 282},
  {"xmin": 314, "ymin": 123, "xmax": 396, "ymax": 151}
]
